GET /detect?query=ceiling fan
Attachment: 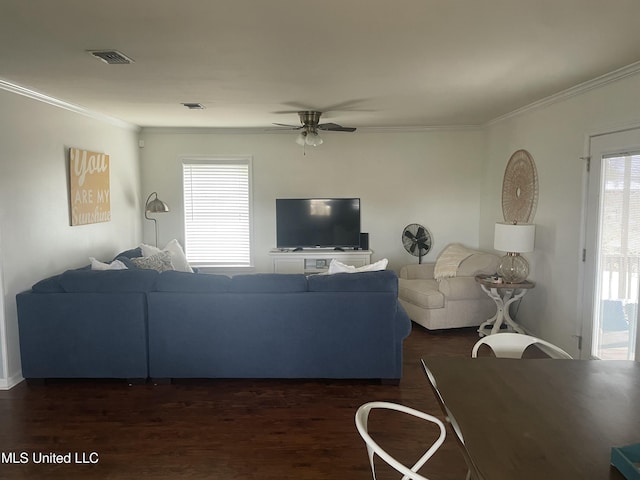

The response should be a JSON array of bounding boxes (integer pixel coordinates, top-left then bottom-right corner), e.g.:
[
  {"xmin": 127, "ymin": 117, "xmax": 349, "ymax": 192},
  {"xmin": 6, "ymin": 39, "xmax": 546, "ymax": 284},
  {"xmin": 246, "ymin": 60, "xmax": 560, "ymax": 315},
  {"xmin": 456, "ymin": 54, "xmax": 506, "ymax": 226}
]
[{"xmin": 273, "ymin": 111, "xmax": 356, "ymax": 147}]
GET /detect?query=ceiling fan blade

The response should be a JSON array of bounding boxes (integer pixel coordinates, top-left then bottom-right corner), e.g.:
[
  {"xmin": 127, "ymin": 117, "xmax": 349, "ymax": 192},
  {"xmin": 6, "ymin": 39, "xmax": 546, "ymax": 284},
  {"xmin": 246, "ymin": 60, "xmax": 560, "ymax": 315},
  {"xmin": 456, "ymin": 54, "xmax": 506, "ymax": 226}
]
[
  {"xmin": 269, "ymin": 124, "xmax": 304, "ymax": 132},
  {"xmin": 318, "ymin": 99, "xmax": 371, "ymax": 112},
  {"xmin": 276, "ymin": 99, "xmax": 373, "ymax": 114},
  {"xmin": 318, "ymin": 123, "xmax": 356, "ymax": 132}
]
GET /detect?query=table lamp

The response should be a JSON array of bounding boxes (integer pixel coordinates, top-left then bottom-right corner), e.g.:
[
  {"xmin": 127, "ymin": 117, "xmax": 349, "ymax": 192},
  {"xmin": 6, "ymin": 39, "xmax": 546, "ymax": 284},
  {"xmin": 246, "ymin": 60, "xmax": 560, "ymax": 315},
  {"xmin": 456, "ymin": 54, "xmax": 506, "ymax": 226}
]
[{"xmin": 494, "ymin": 222, "xmax": 535, "ymax": 283}]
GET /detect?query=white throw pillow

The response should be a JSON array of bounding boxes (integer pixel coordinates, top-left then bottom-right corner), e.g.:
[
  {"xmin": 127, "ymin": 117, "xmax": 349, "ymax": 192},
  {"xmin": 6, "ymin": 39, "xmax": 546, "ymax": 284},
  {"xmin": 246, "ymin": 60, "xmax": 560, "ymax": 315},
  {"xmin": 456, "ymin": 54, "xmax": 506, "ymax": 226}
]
[
  {"xmin": 140, "ymin": 239, "xmax": 193, "ymax": 273},
  {"xmin": 90, "ymin": 257, "xmax": 128, "ymax": 271},
  {"xmin": 327, "ymin": 260, "xmax": 357, "ymax": 274},
  {"xmin": 327, "ymin": 258, "xmax": 388, "ymax": 274},
  {"xmin": 355, "ymin": 258, "xmax": 389, "ymax": 272},
  {"xmin": 140, "ymin": 243, "xmax": 161, "ymax": 257}
]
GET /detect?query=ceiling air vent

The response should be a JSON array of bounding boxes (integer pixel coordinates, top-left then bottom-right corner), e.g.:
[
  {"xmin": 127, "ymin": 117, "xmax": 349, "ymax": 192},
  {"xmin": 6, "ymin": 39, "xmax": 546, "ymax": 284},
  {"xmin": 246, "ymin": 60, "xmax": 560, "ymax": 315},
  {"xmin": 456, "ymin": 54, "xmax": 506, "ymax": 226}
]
[
  {"xmin": 182, "ymin": 103, "xmax": 205, "ymax": 110},
  {"xmin": 87, "ymin": 50, "xmax": 134, "ymax": 65}
]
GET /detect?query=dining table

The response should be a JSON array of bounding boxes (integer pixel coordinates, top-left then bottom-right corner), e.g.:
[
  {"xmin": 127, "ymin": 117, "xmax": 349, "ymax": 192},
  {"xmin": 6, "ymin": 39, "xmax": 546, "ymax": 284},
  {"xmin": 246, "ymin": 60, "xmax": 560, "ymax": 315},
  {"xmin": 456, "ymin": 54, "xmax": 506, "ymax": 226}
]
[{"xmin": 421, "ymin": 357, "xmax": 640, "ymax": 480}]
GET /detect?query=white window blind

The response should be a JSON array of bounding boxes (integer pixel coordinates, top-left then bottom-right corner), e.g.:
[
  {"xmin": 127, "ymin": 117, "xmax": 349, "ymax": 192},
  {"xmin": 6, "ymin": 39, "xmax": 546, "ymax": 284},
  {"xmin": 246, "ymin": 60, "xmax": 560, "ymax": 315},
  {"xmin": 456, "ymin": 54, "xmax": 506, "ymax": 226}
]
[{"xmin": 182, "ymin": 158, "xmax": 252, "ymax": 267}]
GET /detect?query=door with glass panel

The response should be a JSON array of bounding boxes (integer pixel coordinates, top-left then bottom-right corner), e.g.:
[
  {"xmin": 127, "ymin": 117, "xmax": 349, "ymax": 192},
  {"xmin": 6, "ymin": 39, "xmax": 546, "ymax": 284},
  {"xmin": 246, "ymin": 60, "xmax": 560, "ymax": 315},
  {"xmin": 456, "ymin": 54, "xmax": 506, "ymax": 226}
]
[{"xmin": 583, "ymin": 129, "xmax": 640, "ymax": 360}]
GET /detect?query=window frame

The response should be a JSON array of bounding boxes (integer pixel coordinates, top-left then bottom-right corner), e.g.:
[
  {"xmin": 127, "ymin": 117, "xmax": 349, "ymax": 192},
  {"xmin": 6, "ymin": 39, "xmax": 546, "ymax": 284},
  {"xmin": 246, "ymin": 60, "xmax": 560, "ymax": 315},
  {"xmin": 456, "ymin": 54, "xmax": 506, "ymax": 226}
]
[{"xmin": 180, "ymin": 155, "xmax": 254, "ymax": 271}]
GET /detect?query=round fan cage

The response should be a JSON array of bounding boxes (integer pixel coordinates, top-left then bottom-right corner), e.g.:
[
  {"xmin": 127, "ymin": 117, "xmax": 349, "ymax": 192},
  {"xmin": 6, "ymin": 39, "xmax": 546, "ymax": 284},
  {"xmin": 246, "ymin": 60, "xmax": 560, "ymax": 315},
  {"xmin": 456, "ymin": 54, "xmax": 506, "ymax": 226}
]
[{"xmin": 402, "ymin": 224, "xmax": 432, "ymax": 264}]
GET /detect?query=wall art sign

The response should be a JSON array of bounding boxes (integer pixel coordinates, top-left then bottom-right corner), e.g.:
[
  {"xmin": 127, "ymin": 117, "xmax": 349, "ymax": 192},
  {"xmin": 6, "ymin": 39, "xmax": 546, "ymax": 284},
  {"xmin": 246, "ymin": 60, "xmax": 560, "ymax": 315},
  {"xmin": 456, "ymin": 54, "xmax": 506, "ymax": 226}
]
[{"xmin": 69, "ymin": 147, "xmax": 111, "ymax": 226}]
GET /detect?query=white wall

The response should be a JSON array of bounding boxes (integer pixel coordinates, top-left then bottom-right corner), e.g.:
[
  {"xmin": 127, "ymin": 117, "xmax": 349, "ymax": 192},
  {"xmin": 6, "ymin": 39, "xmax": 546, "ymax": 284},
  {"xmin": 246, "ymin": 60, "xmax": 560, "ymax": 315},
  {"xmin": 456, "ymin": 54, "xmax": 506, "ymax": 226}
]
[
  {"xmin": 0, "ymin": 89, "xmax": 142, "ymax": 388},
  {"xmin": 480, "ymin": 73, "xmax": 640, "ymax": 356},
  {"xmin": 139, "ymin": 128, "xmax": 486, "ymax": 273}
]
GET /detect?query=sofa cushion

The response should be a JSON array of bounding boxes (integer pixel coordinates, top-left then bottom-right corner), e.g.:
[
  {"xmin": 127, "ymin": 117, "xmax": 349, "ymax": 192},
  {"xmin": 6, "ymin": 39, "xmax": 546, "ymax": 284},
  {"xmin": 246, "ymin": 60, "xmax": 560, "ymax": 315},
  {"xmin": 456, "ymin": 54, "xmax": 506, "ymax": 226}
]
[
  {"xmin": 114, "ymin": 256, "xmax": 139, "ymax": 269},
  {"xmin": 308, "ymin": 270, "xmax": 398, "ymax": 293},
  {"xmin": 398, "ymin": 278, "xmax": 444, "ymax": 309},
  {"xmin": 59, "ymin": 269, "xmax": 159, "ymax": 293},
  {"xmin": 437, "ymin": 277, "xmax": 488, "ymax": 301},
  {"xmin": 112, "ymin": 247, "xmax": 143, "ymax": 261},
  {"xmin": 230, "ymin": 274, "xmax": 308, "ymax": 293},
  {"xmin": 155, "ymin": 270, "xmax": 231, "ymax": 293},
  {"xmin": 31, "ymin": 274, "xmax": 65, "ymax": 293}
]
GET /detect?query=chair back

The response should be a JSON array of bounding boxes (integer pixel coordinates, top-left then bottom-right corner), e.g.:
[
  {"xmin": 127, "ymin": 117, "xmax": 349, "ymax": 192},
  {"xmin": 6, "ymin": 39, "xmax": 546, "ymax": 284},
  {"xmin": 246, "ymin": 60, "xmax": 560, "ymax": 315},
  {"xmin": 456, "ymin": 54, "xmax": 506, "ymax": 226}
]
[
  {"xmin": 355, "ymin": 401, "xmax": 446, "ymax": 480},
  {"xmin": 472, "ymin": 332, "xmax": 572, "ymax": 359}
]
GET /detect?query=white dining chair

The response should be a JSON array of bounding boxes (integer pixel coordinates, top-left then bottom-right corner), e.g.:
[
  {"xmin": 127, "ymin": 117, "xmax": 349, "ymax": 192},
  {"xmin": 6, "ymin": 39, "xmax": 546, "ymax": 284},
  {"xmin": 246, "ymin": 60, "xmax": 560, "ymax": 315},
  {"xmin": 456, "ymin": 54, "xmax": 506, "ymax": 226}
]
[
  {"xmin": 355, "ymin": 401, "xmax": 446, "ymax": 480},
  {"xmin": 472, "ymin": 332, "xmax": 573, "ymax": 359}
]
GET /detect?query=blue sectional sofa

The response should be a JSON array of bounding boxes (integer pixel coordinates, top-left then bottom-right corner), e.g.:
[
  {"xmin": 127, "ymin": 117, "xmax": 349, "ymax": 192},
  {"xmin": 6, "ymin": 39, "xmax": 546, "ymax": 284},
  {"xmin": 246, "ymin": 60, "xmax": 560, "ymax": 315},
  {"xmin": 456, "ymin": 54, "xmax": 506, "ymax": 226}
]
[
  {"xmin": 16, "ymin": 267, "xmax": 411, "ymax": 383},
  {"xmin": 17, "ymin": 268, "xmax": 159, "ymax": 381}
]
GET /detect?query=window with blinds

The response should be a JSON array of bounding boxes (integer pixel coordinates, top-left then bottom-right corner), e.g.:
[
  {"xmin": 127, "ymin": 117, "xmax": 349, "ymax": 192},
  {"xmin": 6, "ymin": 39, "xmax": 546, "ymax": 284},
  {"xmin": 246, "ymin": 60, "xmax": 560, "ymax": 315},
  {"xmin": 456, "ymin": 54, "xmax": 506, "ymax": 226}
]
[{"xmin": 182, "ymin": 157, "xmax": 252, "ymax": 267}]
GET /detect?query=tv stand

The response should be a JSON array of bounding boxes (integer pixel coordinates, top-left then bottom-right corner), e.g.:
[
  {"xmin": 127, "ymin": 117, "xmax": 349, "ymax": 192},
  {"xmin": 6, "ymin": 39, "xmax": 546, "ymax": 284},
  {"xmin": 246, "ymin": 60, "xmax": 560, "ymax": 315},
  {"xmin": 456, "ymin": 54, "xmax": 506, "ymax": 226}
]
[
  {"xmin": 269, "ymin": 249, "xmax": 373, "ymax": 274},
  {"xmin": 292, "ymin": 246, "xmax": 344, "ymax": 252}
]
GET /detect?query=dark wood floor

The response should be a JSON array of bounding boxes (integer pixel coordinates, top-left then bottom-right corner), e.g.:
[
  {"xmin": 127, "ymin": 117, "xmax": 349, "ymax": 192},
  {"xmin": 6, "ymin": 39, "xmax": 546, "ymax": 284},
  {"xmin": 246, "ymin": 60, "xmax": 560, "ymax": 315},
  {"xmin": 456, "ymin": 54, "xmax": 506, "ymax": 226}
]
[{"xmin": 0, "ymin": 324, "xmax": 480, "ymax": 480}]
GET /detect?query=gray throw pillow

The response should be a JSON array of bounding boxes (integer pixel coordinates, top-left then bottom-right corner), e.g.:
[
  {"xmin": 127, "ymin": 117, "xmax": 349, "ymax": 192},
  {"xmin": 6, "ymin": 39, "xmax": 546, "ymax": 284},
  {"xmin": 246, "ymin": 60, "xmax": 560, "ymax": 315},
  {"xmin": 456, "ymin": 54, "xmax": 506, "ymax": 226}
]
[{"xmin": 130, "ymin": 251, "xmax": 174, "ymax": 272}]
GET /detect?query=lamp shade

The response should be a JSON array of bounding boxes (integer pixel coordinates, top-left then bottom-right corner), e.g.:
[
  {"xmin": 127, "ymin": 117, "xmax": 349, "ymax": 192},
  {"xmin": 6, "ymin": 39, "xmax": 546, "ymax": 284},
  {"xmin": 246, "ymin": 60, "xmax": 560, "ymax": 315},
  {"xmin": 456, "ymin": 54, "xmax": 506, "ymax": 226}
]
[
  {"xmin": 144, "ymin": 192, "xmax": 169, "ymax": 247},
  {"xmin": 145, "ymin": 192, "xmax": 169, "ymax": 214},
  {"xmin": 494, "ymin": 222, "xmax": 535, "ymax": 253}
]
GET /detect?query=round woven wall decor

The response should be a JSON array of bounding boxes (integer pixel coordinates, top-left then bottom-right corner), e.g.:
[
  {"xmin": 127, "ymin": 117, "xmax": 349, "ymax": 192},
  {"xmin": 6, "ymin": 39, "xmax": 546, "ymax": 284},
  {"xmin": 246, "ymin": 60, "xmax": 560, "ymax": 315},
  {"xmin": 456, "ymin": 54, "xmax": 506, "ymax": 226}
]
[{"xmin": 501, "ymin": 149, "xmax": 538, "ymax": 223}]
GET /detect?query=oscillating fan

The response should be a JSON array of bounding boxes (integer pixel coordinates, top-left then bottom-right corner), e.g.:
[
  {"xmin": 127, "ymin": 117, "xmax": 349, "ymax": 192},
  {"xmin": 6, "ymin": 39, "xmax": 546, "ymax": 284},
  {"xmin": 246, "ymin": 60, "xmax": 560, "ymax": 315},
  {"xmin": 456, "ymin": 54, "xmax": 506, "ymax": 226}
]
[{"xmin": 402, "ymin": 224, "xmax": 432, "ymax": 264}]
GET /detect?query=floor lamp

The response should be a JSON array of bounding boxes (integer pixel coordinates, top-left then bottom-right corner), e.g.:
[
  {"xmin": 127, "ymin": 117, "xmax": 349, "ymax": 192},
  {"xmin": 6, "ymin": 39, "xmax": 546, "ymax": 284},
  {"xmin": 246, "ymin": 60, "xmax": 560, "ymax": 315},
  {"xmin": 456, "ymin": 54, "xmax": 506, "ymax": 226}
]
[{"xmin": 145, "ymin": 192, "xmax": 169, "ymax": 247}]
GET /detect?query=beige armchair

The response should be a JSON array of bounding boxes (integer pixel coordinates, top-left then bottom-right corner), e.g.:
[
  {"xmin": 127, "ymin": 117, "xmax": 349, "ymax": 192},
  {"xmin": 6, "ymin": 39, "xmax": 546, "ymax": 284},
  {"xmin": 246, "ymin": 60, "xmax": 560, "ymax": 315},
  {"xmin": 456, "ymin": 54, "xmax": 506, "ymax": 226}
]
[{"xmin": 398, "ymin": 249, "xmax": 499, "ymax": 330}]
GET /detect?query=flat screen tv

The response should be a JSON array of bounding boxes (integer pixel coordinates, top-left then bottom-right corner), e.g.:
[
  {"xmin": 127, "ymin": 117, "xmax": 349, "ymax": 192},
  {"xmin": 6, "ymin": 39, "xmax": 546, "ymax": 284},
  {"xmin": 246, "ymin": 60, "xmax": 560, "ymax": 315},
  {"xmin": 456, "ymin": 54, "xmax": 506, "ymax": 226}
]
[{"xmin": 276, "ymin": 198, "xmax": 361, "ymax": 249}]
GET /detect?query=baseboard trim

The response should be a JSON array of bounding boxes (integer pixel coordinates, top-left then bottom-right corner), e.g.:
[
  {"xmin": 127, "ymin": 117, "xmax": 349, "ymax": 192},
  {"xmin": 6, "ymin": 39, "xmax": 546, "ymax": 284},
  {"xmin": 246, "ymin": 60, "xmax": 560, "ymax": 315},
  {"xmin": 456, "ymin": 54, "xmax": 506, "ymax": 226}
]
[{"xmin": 0, "ymin": 372, "xmax": 25, "ymax": 390}]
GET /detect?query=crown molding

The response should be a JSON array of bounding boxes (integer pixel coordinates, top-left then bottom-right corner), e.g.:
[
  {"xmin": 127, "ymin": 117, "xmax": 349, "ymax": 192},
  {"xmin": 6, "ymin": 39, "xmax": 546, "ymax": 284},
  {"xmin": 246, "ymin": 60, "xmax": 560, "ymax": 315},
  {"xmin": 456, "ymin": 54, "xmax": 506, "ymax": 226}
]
[
  {"xmin": 356, "ymin": 125, "xmax": 482, "ymax": 132},
  {"xmin": 0, "ymin": 79, "xmax": 139, "ymax": 132},
  {"xmin": 486, "ymin": 60, "xmax": 640, "ymax": 126},
  {"xmin": 141, "ymin": 127, "xmax": 279, "ymax": 135}
]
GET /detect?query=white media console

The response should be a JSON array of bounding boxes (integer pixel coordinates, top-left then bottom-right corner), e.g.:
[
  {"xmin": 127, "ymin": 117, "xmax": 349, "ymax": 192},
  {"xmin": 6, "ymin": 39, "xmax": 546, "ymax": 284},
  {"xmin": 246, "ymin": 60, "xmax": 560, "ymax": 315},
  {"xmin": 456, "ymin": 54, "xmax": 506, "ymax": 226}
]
[{"xmin": 269, "ymin": 249, "xmax": 373, "ymax": 274}]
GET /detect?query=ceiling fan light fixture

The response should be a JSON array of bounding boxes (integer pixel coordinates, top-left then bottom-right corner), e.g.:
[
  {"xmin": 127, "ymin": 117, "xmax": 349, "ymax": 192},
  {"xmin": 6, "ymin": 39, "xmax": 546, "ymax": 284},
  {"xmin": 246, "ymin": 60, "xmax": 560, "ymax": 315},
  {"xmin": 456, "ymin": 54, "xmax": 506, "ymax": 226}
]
[
  {"xmin": 305, "ymin": 130, "xmax": 323, "ymax": 147},
  {"xmin": 276, "ymin": 110, "xmax": 354, "ymax": 148},
  {"xmin": 295, "ymin": 131, "xmax": 307, "ymax": 146}
]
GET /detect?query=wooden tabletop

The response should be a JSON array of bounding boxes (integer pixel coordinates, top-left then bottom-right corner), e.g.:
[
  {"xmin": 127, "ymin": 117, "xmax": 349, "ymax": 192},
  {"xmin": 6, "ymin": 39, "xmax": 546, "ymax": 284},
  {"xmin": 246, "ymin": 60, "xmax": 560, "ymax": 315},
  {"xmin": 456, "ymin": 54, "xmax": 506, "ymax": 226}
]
[{"xmin": 421, "ymin": 357, "xmax": 640, "ymax": 480}]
